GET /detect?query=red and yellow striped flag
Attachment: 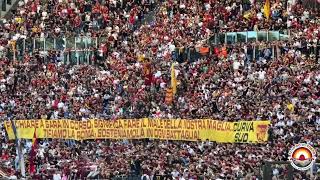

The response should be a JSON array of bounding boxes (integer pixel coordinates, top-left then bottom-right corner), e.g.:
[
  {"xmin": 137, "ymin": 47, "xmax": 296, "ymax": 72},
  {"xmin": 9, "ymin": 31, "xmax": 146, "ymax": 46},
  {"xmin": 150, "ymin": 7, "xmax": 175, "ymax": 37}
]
[{"xmin": 165, "ymin": 88, "xmax": 173, "ymax": 104}]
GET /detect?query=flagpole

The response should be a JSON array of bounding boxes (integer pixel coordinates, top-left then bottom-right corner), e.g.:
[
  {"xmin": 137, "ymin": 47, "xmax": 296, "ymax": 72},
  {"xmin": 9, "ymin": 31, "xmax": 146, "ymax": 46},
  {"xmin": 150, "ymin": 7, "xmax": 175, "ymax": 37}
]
[
  {"xmin": 18, "ymin": 139, "xmax": 26, "ymax": 178},
  {"xmin": 171, "ymin": 63, "xmax": 177, "ymax": 95},
  {"xmin": 287, "ymin": 0, "xmax": 289, "ymax": 30},
  {"xmin": 10, "ymin": 119, "xmax": 26, "ymax": 178},
  {"xmin": 287, "ymin": 0, "xmax": 291, "ymax": 36}
]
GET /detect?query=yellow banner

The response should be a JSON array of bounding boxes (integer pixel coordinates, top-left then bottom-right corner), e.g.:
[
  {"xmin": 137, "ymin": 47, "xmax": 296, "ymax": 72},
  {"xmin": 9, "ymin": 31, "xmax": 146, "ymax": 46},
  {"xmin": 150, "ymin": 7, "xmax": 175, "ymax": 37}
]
[{"xmin": 4, "ymin": 119, "xmax": 270, "ymax": 143}]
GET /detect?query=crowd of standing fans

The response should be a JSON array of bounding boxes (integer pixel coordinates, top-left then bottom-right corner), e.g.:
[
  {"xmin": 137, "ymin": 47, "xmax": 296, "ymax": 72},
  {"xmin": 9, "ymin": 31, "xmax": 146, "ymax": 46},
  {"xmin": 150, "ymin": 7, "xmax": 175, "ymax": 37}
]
[{"xmin": 0, "ymin": 0, "xmax": 320, "ymax": 179}]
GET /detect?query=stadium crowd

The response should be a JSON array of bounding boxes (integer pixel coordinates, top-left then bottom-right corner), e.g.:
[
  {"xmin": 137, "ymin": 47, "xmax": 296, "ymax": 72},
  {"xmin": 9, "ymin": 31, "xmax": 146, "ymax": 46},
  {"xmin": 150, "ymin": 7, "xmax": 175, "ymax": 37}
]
[{"xmin": 0, "ymin": 0, "xmax": 320, "ymax": 179}]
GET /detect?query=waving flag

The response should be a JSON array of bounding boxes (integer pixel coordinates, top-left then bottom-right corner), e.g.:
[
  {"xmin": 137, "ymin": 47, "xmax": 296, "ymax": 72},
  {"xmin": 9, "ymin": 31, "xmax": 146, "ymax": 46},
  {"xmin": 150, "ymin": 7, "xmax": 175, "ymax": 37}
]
[
  {"xmin": 143, "ymin": 62, "xmax": 152, "ymax": 86},
  {"xmin": 264, "ymin": 0, "xmax": 271, "ymax": 20},
  {"xmin": 29, "ymin": 129, "xmax": 37, "ymax": 174},
  {"xmin": 165, "ymin": 88, "xmax": 173, "ymax": 104},
  {"xmin": 243, "ymin": 11, "xmax": 252, "ymax": 20},
  {"xmin": 171, "ymin": 63, "xmax": 177, "ymax": 95}
]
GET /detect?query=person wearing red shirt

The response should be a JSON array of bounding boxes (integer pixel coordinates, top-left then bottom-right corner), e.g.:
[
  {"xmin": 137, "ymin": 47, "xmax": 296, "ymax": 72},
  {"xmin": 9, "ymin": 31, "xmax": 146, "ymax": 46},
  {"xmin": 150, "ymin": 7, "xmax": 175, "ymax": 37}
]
[{"xmin": 1, "ymin": 151, "xmax": 9, "ymax": 161}]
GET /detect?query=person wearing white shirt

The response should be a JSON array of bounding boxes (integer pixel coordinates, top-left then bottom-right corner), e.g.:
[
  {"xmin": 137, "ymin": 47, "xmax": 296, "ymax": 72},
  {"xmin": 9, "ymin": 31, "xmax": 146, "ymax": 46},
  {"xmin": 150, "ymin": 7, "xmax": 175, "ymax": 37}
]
[
  {"xmin": 141, "ymin": 174, "xmax": 150, "ymax": 180},
  {"xmin": 18, "ymin": 0, "xmax": 24, "ymax": 6},
  {"xmin": 58, "ymin": 102, "xmax": 64, "ymax": 109},
  {"xmin": 258, "ymin": 70, "xmax": 266, "ymax": 80},
  {"xmin": 154, "ymin": 71, "xmax": 162, "ymax": 78},
  {"xmin": 286, "ymin": 120, "xmax": 294, "ymax": 126},
  {"xmin": 160, "ymin": 82, "xmax": 166, "ymax": 88},
  {"xmin": 188, "ymin": 147, "xmax": 195, "ymax": 155},
  {"xmin": 233, "ymin": 61, "xmax": 240, "ymax": 70},
  {"xmin": 53, "ymin": 172, "xmax": 62, "ymax": 180},
  {"xmin": 168, "ymin": 42, "xmax": 176, "ymax": 53},
  {"xmin": 275, "ymin": 120, "xmax": 285, "ymax": 127},
  {"xmin": 257, "ymin": 12, "xmax": 263, "ymax": 20},
  {"xmin": 171, "ymin": 169, "xmax": 179, "ymax": 178},
  {"xmin": 276, "ymin": 112, "xmax": 284, "ymax": 121}
]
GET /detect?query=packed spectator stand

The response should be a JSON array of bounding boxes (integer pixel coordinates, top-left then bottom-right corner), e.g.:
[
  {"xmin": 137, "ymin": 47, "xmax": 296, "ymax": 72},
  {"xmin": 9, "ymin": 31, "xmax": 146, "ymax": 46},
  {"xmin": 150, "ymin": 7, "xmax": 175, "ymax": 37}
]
[{"xmin": 0, "ymin": 0, "xmax": 320, "ymax": 179}]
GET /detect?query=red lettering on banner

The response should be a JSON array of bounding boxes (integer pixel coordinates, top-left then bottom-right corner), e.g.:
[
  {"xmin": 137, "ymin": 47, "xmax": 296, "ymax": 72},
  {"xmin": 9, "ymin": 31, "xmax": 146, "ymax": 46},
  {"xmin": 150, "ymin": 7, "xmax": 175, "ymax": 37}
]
[
  {"xmin": 147, "ymin": 119, "xmax": 181, "ymax": 129},
  {"xmin": 74, "ymin": 121, "xmax": 79, "ymax": 130},
  {"xmin": 207, "ymin": 120, "xmax": 231, "ymax": 131},
  {"xmin": 71, "ymin": 121, "xmax": 77, "ymax": 130},
  {"xmin": 147, "ymin": 128, "xmax": 153, "ymax": 137},
  {"xmin": 77, "ymin": 129, "xmax": 95, "ymax": 139},
  {"xmin": 44, "ymin": 129, "xmax": 75, "ymax": 139},
  {"xmin": 5, "ymin": 121, "xmax": 11, "ymax": 129},
  {"xmin": 96, "ymin": 129, "xmax": 143, "ymax": 139},
  {"xmin": 45, "ymin": 120, "xmax": 49, "ymax": 128},
  {"xmin": 27, "ymin": 121, "xmax": 32, "ymax": 128},
  {"xmin": 63, "ymin": 120, "xmax": 69, "ymax": 128},
  {"xmin": 184, "ymin": 120, "xmax": 207, "ymax": 130},
  {"xmin": 15, "ymin": 120, "xmax": 40, "ymax": 129},
  {"xmin": 35, "ymin": 121, "xmax": 39, "ymax": 128},
  {"xmin": 140, "ymin": 129, "xmax": 145, "ymax": 137},
  {"xmin": 142, "ymin": 119, "xmax": 147, "ymax": 127},
  {"xmin": 128, "ymin": 119, "xmax": 140, "ymax": 129},
  {"xmin": 151, "ymin": 129, "xmax": 199, "ymax": 140},
  {"xmin": 208, "ymin": 120, "xmax": 217, "ymax": 130},
  {"xmin": 27, "ymin": 121, "xmax": 31, "ymax": 128},
  {"xmin": 118, "ymin": 121, "xmax": 123, "ymax": 128},
  {"xmin": 177, "ymin": 120, "xmax": 182, "ymax": 128},
  {"xmin": 39, "ymin": 120, "xmax": 44, "ymax": 128},
  {"xmin": 123, "ymin": 120, "xmax": 128, "ymax": 128},
  {"xmin": 94, "ymin": 120, "xmax": 123, "ymax": 129}
]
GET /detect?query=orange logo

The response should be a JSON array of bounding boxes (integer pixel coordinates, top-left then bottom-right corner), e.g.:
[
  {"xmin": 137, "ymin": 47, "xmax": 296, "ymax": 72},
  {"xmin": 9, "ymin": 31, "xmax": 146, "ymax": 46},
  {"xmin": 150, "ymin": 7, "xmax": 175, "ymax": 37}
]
[
  {"xmin": 289, "ymin": 143, "xmax": 316, "ymax": 171},
  {"xmin": 256, "ymin": 125, "xmax": 268, "ymax": 142}
]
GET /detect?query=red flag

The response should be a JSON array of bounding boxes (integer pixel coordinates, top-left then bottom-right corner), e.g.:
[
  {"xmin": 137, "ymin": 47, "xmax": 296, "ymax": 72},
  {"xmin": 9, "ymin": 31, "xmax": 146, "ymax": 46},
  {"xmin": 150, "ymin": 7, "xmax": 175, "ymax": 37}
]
[
  {"xmin": 143, "ymin": 62, "xmax": 152, "ymax": 85},
  {"xmin": 129, "ymin": 14, "xmax": 135, "ymax": 24},
  {"xmin": 29, "ymin": 129, "xmax": 37, "ymax": 174},
  {"xmin": 165, "ymin": 88, "xmax": 173, "ymax": 104},
  {"xmin": 74, "ymin": 16, "xmax": 81, "ymax": 27},
  {"xmin": 103, "ymin": 13, "xmax": 109, "ymax": 22}
]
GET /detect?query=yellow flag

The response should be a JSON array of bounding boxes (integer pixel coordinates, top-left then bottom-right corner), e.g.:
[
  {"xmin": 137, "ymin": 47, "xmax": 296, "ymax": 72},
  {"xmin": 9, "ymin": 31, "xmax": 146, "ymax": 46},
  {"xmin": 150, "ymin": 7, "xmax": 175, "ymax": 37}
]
[
  {"xmin": 287, "ymin": 103, "xmax": 294, "ymax": 112},
  {"xmin": 10, "ymin": 41, "xmax": 16, "ymax": 51},
  {"xmin": 263, "ymin": 0, "xmax": 271, "ymax": 20},
  {"xmin": 243, "ymin": 11, "xmax": 252, "ymax": 20},
  {"xmin": 171, "ymin": 63, "xmax": 177, "ymax": 95}
]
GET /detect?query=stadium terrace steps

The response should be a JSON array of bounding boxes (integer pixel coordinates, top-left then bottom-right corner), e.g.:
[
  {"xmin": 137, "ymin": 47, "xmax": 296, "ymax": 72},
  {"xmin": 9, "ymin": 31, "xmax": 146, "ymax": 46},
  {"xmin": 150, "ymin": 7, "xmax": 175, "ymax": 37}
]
[
  {"xmin": 0, "ymin": 167, "xmax": 8, "ymax": 178},
  {"xmin": 1, "ymin": 0, "xmax": 19, "ymax": 18}
]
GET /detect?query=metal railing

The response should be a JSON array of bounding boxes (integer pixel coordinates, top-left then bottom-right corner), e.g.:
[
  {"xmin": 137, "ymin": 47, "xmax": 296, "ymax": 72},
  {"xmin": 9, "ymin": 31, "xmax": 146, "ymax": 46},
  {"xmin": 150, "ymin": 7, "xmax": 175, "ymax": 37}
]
[
  {"xmin": 262, "ymin": 161, "xmax": 320, "ymax": 180},
  {"xmin": 110, "ymin": 174, "xmax": 206, "ymax": 180},
  {"xmin": 302, "ymin": 0, "xmax": 320, "ymax": 10},
  {"xmin": 1, "ymin": 0, "xmax": 19, "ymax": 18},
  {"xmin": 175, "ymin": 43, "xmax": 319, "ymax": 63},
  {"xmin": 8, "ymin": 30, "xmax": 290, "ymax": 53},
  {"xmin": 1, "ymin": 30, "xmax": 292, "ymax": 64},
  {"xmin": 209, "ymin": 30, "xmax": 290, "ymax": 45}
]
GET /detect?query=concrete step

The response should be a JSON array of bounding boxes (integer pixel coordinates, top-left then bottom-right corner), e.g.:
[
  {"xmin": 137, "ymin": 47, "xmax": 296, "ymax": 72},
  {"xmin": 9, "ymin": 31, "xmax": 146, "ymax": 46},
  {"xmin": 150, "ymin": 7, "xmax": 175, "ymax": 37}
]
[{"xmin": 1, "ymin": 0, "xmax": 19, "ymax": 18}]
